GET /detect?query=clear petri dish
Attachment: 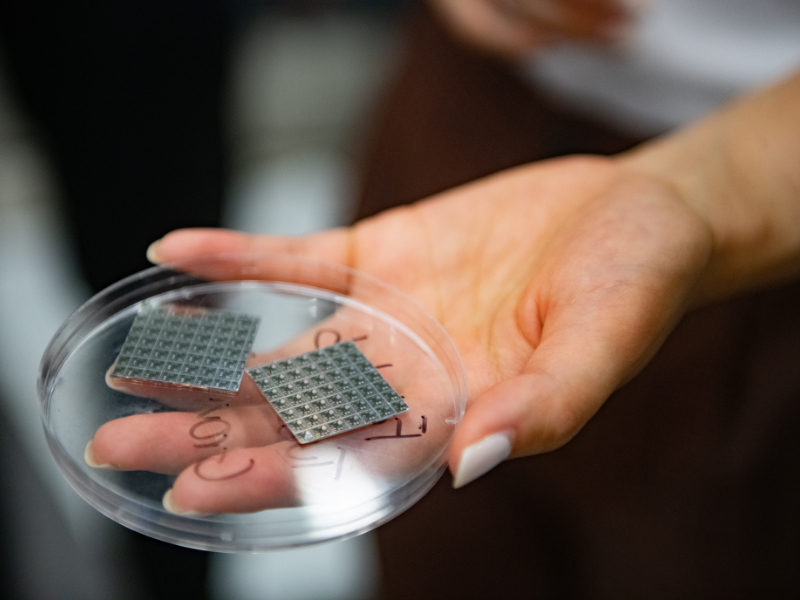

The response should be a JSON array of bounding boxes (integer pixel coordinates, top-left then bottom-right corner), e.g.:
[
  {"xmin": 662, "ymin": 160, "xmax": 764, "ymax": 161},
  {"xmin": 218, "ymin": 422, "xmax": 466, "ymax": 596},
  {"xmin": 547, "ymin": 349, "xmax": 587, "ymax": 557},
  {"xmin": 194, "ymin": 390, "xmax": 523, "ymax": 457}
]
[{"xmin": 38, "ymin": 253, "xmax": 467, "ymax": 551}]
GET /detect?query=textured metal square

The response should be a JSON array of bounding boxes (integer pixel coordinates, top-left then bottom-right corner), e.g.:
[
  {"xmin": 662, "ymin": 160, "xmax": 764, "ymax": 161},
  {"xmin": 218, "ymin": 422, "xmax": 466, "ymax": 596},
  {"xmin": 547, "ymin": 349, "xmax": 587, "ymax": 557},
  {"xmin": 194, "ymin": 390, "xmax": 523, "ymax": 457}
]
[
  {"xmin": 247, "ymin": 341, "xmax": 409, "ymax": 443},
  {"xmin": 111, "ymin": 304, "xmax": 260, "ymax": 392}
]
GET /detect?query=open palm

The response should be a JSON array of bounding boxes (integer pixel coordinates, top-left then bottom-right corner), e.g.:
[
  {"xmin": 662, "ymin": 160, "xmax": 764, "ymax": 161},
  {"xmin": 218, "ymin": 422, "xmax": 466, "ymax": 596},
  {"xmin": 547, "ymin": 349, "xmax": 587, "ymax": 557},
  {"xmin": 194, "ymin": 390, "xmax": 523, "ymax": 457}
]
[{"xmin": 89, "ymin": 155, "xmax": 712, "ymax": 513}]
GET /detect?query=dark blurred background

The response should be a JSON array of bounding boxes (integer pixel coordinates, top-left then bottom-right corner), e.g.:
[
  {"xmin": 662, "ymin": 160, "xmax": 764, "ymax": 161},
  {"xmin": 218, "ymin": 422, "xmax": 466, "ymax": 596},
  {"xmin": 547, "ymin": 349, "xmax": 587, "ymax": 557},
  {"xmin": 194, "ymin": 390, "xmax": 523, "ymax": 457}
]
[{"xmin": 0, "ymin": 1, "xmax": 402, "ymax": 598}]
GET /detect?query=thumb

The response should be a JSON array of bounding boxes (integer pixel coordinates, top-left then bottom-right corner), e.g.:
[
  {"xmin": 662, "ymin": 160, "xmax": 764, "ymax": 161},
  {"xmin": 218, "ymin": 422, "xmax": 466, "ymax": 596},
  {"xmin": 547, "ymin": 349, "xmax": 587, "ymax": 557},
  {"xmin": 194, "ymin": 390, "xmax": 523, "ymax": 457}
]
[
  {"xmin": 448, "ymin": 349, "xmax": 616, "ymax": 489},
  {"xmin": 448, "ymin": 281, "xmax": 689, "ymax": 489},
  {"xmin": 450, "ymin": 372, "xmax": 610, "ymax": 488}
]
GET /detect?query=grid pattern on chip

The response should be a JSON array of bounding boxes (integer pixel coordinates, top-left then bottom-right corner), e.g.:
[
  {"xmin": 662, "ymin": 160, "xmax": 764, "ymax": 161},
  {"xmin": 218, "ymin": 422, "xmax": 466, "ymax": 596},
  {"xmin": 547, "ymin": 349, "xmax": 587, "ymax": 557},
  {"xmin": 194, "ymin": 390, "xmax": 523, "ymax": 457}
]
[
  {"xmin": 111, "ymin": 305, "xmax": 260, "ymax": 392},
  {"xmin": 247, "ymin": 341, "xmax": 409, "ymax": 443}
]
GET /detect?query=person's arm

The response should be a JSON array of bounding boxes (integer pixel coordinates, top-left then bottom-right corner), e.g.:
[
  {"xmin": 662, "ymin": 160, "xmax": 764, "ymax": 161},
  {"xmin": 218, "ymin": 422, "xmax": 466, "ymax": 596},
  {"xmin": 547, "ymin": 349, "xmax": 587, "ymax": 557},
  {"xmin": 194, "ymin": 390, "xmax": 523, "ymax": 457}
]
[
  {"xmin": 133, "ymin": 70, "xmax": 800, "ymax": 511},
  {"xmin": 621, "ymin": 71, "xmax": 800, "ymax": 303}
]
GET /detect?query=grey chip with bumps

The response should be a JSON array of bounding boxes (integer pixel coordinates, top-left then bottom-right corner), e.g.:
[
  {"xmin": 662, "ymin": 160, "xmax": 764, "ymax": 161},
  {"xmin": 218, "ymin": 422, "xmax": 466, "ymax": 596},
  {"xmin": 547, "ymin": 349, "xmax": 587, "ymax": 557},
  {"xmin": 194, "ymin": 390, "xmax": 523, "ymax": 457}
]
[
  {"xmin": 111, "ymin": 304, "xmax": 260, "ymax": 392},
  {"xmin": 247, "ymin": 341, "xmax": 409, "ymax": 443}
]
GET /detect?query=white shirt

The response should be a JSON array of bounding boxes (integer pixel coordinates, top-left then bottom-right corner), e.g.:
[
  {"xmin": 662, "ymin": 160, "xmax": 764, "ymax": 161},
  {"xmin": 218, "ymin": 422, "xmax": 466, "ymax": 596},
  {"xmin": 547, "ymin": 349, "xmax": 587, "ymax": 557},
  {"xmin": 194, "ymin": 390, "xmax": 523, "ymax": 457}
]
[{"xmin": 523, "ymin": 0, "xmax": 800, "ymax": 135}]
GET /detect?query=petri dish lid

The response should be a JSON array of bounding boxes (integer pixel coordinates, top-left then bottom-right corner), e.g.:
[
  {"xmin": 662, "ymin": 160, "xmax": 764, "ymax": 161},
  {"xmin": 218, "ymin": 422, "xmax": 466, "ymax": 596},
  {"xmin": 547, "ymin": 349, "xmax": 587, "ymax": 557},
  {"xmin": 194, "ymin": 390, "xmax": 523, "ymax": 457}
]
[{"xmin": 38, "ymin": 252, "xmax": 467, "ymax": 551}]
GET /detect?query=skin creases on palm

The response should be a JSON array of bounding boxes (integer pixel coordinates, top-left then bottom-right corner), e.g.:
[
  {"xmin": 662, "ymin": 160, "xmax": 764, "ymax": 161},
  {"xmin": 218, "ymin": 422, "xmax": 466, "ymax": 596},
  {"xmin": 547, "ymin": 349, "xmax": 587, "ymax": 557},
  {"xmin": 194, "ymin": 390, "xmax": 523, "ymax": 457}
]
[{"xmin": 91, "ymin": 314, "xmax": 456, "ymax": 515}]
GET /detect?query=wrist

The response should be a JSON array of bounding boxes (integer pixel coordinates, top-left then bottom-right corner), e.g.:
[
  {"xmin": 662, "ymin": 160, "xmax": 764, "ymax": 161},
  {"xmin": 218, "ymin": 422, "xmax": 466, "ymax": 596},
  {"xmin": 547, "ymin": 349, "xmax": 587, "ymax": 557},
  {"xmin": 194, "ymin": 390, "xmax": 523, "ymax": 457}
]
[{"xmin": 616, "ymin": 72, "xmax": 800, "ymax": 304}]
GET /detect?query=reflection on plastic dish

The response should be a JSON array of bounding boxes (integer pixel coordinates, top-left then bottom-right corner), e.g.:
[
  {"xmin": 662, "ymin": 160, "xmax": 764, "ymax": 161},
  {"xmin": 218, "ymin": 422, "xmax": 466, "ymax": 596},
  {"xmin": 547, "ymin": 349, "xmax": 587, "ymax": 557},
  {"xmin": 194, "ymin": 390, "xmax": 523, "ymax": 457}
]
[{"xmin": 38, "ymin": 252, "xmax": 467, "ymax": 551}]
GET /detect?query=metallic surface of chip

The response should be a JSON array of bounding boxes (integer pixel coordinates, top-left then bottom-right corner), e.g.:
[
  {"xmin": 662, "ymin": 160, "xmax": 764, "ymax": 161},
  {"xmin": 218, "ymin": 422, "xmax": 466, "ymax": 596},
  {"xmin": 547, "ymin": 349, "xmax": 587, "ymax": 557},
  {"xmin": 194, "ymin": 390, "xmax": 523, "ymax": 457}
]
[
  {"xmin": 111, "ymin": 304, "xmax": 260, "ymax": 392},
  {"xmin": 247, "ymin": 341, "xmax": 409, "ymax": 443}
]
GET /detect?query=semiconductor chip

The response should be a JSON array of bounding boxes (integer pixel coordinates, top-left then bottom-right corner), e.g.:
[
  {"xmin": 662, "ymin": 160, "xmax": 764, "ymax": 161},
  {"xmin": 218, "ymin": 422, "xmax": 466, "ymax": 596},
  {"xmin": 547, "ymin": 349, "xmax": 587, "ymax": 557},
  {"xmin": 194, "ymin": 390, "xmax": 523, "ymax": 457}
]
[
  {"xmin": 111, "ymin": 304, "xmax": 260, "ymax": 392},
  {"xmin": 247, "ymin": 341, "xmax": 409, "ymax": 443}
]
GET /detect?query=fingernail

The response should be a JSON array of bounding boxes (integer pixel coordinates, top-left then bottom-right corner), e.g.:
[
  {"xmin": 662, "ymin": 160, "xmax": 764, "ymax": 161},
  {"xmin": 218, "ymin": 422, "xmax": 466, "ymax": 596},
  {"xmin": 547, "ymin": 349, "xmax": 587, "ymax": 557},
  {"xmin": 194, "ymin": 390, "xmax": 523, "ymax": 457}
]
[
  {"xmin": 84, "ymin": 441, "xmax": 115, "ymax": 469},
  {"xmin": 146, "ymin": 239, "xmax": 163, "ymax": 264},
  {"xmin": 162, "ymin": 490, "xmax": 211, "ymax": 517},
  {"xmin": 453, "ymin": 430, "xmax": 514, "ymax": 489}
]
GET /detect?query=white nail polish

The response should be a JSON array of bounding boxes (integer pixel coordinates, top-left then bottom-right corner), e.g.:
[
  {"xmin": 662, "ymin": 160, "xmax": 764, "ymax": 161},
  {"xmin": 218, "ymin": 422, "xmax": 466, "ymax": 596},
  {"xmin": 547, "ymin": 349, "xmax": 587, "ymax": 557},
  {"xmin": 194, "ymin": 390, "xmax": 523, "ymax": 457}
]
[
  {"xmin": 453, "ymin": 431, "xmax": 514, "ymax": 489},
  {"xmin": 162, "ymin": 490, "xmax": 210, "ymax": 517},
  {"xmin": 84, "ymin": 441, "xmax": 114, "ymax": 469}
]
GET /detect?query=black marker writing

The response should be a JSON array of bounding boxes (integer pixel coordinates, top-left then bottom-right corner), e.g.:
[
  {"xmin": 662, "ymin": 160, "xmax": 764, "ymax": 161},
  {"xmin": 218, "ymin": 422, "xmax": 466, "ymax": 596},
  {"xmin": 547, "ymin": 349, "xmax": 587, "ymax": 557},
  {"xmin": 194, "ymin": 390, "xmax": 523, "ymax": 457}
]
[
  {"xmin": 194, "ymin": 451, "xmax": 255, "ymax": 481},
  {"xmin": 314, "ymin": 329, "xmax": 341, "ymax": 349},
  {"xmin": 189, "ymin": 418, "xmax": 230, "ymax": 448},
  {"xmin": 365, "ymin": 417, "xmax": 423, "ymax": 441},
  {"xmin": 314, "ymin": 328, "xmax": 369, "ymax": 349},
  {"xmin": 287, "ymin": 447, "xmax": 347, "ymax": 480},
  {"xmin": 191, "ymin": 398, "xmax": 231, "ymax": 448}
]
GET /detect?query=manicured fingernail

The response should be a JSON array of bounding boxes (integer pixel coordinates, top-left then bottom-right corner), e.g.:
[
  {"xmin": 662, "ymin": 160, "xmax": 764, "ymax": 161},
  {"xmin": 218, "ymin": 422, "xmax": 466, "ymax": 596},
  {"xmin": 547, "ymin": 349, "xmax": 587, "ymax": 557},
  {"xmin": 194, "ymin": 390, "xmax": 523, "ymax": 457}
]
[
  {"xmin": 84, "ymin": 441, "xmax": 115, "ymax": 469},
  {"xmin": 162, "ymin": 489, "xmax": 211, "ymax": 517},
  {"xmin": 146, "ymin": 239, "xmax": 163, "ymax": 264},
  {"xmin": 453, "ymin": 430, "xmax": 514, "ymax": 489}
]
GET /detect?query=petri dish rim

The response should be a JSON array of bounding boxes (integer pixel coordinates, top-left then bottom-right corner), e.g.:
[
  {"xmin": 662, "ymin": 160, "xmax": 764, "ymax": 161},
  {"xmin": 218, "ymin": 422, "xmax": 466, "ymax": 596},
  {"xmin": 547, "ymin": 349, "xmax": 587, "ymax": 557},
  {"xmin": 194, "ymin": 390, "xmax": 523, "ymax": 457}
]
[{"xmin": 37, "ymin": 252, "xmax": 468, "ymax": 551}]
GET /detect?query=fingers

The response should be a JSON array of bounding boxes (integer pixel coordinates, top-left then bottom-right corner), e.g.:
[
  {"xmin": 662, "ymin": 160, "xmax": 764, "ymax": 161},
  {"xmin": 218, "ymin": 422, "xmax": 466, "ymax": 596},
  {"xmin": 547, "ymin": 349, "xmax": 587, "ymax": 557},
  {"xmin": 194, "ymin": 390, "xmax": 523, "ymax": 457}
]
[
  {"xmin": 88, "ymin": 402, "xmax": 287, "ymax": 474},
  {"xmin": 148, "ymin": 228, "xmax": 352, "ymax": 271},
  {"xmin": 167, "ymin": 442, "xmax": 299, "ymax": 514},
  {"xmin": 145, "ymin": 228, "xmax": 356, "ymax": 295},
  {"xmin": 88, "ymin": 406, "xmax": 300, "ymax": 513}
]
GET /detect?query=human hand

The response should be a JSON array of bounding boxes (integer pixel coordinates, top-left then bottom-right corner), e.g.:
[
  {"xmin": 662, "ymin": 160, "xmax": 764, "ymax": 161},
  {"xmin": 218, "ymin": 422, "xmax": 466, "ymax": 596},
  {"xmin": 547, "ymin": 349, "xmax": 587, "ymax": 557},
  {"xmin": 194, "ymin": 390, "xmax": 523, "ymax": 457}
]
[
  {"xmin": 135, "ymin": 154, "xmax": 715, "ymax": 498},
  {"xmin": 83, "ymin": 68, "xmax": 800, "ymax": 515},
  {"xmin": 429, "ymin": 0, "xmax": 643, "ymax": 58}
]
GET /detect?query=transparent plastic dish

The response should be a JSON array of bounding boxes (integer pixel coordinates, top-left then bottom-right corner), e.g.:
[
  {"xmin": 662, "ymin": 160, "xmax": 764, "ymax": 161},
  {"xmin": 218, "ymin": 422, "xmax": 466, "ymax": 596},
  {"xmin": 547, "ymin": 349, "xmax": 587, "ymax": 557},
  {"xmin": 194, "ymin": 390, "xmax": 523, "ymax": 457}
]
[{"xmin": 38, "ymin": 253, "xmax": 467, "ymax": 551}]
